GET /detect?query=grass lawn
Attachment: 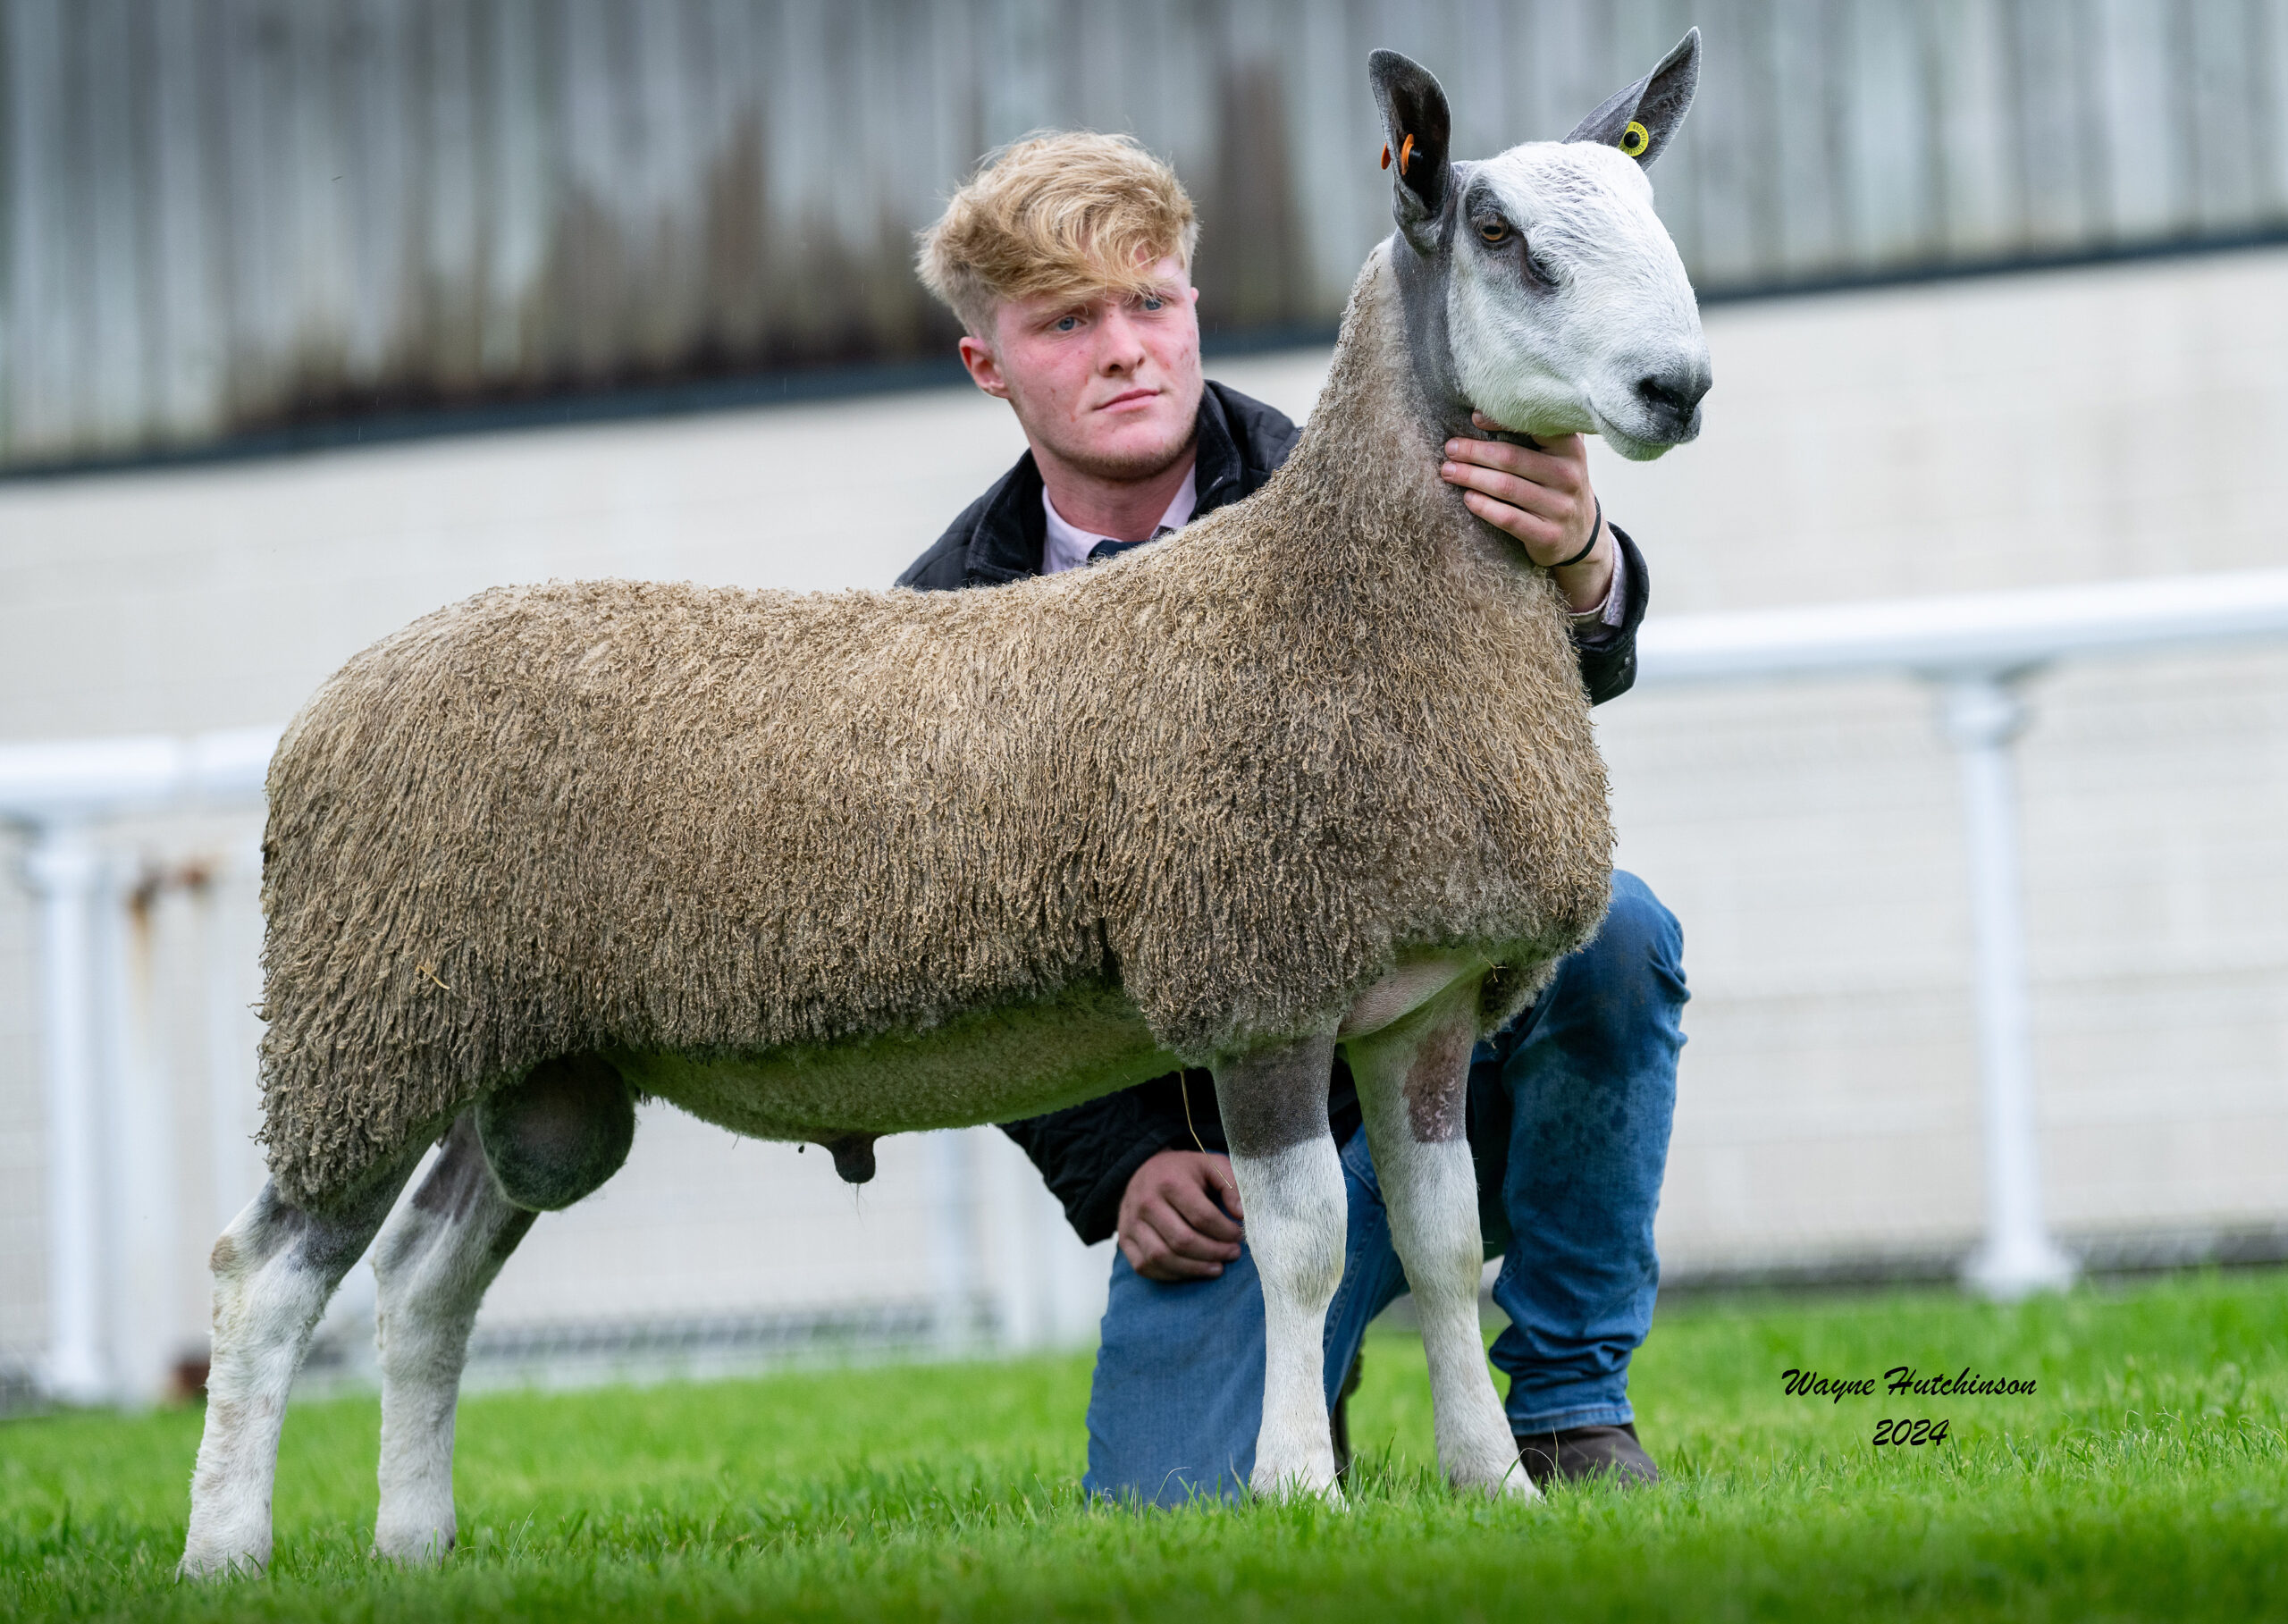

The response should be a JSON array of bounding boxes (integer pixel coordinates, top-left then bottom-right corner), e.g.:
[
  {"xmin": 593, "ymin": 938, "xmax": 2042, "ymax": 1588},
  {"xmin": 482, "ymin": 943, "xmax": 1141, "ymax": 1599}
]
[{"xmin": 4, "ymin": 1267, "xmax": 2285, "ymax": 1621}]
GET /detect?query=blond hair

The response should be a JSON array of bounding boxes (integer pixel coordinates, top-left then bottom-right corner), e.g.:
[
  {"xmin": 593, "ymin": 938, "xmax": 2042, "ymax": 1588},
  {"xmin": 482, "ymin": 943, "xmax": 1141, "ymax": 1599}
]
[{"xmin": 917, "ymin": 131, "xmax": 1199, "ymax": 340}]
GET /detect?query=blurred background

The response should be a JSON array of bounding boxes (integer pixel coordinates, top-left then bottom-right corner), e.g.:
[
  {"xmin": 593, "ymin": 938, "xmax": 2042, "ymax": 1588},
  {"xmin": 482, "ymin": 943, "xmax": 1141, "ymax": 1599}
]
[{"xmin": 3, "ymin": 0, "xmax": 2285, "ymax": 1410}]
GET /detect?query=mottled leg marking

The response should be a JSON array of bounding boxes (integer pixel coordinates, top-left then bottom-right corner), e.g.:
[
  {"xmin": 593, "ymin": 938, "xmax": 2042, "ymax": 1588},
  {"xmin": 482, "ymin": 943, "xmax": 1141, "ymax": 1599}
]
[
  {"xmin": 180, "ymin": 1157, "xmax": 420, "ymax": 1579},
  {"xmin": 1216, "ymin": 1031, "xmax": 1347, "ymax": 1502},
  {"xmin": 1346, "ymin": 982, "xmax": 1534, "ymax": 1499},
  {"xmin": 371, "ymin": 1114, "xmax": 539, "ymax": 1565}
]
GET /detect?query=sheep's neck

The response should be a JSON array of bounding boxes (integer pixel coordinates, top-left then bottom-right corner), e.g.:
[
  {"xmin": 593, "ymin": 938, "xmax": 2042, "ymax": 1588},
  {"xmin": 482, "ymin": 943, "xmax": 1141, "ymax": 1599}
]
[{"xmin": 1258, "ymin": 243, "xmax": 1512, "ymax": 585}]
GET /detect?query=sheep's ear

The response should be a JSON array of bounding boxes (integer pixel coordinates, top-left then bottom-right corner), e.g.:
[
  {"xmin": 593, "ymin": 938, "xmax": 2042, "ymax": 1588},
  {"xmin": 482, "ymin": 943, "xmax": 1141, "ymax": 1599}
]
[
  {"xmin": 1369, "ymin": 50, "xmax": 1453, "ymax": 247},
  {"xmin": 1564, "ymin": 27, "xmax": 1700, "ymax": 166}
]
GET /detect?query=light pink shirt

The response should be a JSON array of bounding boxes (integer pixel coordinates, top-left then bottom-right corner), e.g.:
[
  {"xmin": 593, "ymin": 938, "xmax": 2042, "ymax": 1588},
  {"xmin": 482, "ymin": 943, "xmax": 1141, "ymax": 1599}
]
[{"xmin": 1041, "ymin": 464, "xmax": 1199, "ymax": 575}]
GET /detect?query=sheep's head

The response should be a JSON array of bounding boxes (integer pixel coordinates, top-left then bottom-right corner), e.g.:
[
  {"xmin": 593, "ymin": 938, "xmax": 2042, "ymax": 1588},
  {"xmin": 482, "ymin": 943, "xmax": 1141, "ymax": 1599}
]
[{"xmin": 1372, "ymin": 33, "xmax": 1711, "ymax": 461}]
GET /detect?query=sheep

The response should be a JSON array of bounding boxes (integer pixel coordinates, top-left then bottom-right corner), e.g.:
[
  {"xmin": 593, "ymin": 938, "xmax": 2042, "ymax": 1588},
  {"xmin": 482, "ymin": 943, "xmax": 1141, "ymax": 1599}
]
[{"xmin": 179, "ymin": 34, "xmax": 1709, "ymax": 1578}]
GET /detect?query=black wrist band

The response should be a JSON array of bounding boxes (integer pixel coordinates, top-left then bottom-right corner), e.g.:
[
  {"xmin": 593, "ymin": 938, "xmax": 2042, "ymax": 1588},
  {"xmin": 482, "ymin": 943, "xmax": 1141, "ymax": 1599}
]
[{"xmin": 1551, "ymin": 497, "xmax": 1602, "ymax": 570}]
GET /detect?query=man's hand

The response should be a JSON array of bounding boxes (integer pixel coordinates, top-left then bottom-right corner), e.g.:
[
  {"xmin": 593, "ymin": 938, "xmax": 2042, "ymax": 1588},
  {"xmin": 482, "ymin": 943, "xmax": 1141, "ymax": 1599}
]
[
  {"xmin": 1117, "ymin": 1149, "xmax": 1245, "ymax": 1282},
  {"xmin": 1440, "ymin": 412, "xmax": 1615, "ymax": 613}
]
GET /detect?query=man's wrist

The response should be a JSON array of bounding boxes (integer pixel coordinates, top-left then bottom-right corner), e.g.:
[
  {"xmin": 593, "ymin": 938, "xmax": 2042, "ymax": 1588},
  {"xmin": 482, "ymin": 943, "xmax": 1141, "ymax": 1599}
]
[{"xmin": 1555, "ymin": 521, "xmax": 1616, "ymax": 615}]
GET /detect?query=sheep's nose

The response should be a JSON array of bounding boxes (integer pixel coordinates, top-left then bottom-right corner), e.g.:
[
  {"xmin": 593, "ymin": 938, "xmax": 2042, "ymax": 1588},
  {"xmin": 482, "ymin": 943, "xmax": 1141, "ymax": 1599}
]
[{"xmin": 1634, "ymin": 366, "xmax": 1710, "ymax": 432}]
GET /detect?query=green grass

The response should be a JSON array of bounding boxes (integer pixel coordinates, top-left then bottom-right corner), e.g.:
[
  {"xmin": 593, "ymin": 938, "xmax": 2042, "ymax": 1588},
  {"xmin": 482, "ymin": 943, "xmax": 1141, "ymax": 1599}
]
[{"xmin": 5, "ymin": 1269, "xmax": 2286, "ymax": 1621}]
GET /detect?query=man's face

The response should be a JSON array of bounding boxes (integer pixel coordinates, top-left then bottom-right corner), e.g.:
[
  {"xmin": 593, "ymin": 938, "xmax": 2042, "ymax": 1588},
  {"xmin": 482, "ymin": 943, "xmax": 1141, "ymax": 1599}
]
[{"xmin": 959, "ymin": 257, "xmax": 1204, "ymax": 482}]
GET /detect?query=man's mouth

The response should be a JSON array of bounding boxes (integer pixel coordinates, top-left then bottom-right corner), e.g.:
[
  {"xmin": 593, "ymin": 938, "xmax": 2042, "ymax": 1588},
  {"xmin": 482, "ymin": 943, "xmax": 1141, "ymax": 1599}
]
[{"xmin": 1097, "ymin": 387, "xmax": 1158, "ymax": 413}]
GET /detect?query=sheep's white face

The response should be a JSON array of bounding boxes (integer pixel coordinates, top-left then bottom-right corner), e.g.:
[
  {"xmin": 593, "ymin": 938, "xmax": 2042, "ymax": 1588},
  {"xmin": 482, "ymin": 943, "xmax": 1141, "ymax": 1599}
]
[
  {"xmin": 1372, "ymin": 32, "xmax": 1709, "ymax": 461},
  {"xmin": 1447, "ymin": 141, "xmax": 1709, "ymax": 461}
]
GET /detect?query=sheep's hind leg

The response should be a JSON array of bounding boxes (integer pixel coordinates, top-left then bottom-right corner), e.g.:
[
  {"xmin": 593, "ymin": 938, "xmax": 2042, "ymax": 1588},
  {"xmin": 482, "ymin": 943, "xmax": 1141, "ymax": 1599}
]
[
  {"xmin": 1344, "ymin": 983, "xmax": 1534, "ymax": 1499},
  {"xmin": 372, "ymin": 1056, "xmax": 633, "ymax": 1564},
  {"xmin": 181, "ymin": 1153, "xmax": 424, "ymax": 1578},
  {"xmin": 368, "ymin": 1115, "xmax": 534, "ymax": 1564},
  {"xmin": 1216, "ymin": 1031, "xmax": 1348, "ymax": 1502}
]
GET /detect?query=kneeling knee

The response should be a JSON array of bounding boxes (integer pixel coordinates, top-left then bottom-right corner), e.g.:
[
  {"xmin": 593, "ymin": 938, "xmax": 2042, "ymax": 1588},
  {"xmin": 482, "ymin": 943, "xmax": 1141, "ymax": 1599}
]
[{"xmin": 476, "ymin": 1055, "xmax": 635, "ymax": 1211}]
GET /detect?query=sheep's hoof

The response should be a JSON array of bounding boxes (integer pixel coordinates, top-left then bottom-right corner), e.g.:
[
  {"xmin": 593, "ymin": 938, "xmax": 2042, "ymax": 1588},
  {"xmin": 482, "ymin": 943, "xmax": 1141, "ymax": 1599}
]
[
  {"xmin": 1445, "ymin": 1442, "xmax": 1542, "ymax": 1500},
  {"xmin": 1477, "ymin": 1463, "xmax": 1541, "ymax": 1500},
  {"xmin": 1249, "ymin": 1461, "xmax": 1345, "ymax": 1505},
  {"xmin": 176, "ymin": 1543, "xmax": 266, "ymax": 1582},
  {"xmin": 372, "ymin": 1526, "xmax": 456, "ymax": 1567},
  {"xmin": 822, "ymin": 1133, "xmax": 877, "ymax": 1184}
]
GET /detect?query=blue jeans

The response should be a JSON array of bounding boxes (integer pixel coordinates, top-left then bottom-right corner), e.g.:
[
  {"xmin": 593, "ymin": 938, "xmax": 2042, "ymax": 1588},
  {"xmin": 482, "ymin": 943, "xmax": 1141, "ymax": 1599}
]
[{"xmin": 1083, "ymin": 871, "xmax": 1687, "ymax": 1504}]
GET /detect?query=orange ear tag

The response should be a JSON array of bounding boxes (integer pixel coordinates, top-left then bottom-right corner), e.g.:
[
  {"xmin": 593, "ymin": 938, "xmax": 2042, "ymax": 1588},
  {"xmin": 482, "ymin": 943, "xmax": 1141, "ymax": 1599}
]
[
  {"xmin": 1400, "ymin": 133, "xmax": 1417, "ymax": 175},
  {"xmin": 1380, "ymin": 142, "xmax": 1392, "ymax": 171}
]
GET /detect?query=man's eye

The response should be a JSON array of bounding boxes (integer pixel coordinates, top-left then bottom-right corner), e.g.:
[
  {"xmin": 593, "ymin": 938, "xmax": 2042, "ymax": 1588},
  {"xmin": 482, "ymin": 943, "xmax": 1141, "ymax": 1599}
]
[
  {"xmin": 1140, "ymin": 296, "xmax": 1165, "ymax": 311},
  {"xmin": 1055, "ymin": 315, "xmax": 1081, "ymax": 332},
  {"xmin": 1476, "ymin": 220, "xmax": 1510, "ymax": 245}
]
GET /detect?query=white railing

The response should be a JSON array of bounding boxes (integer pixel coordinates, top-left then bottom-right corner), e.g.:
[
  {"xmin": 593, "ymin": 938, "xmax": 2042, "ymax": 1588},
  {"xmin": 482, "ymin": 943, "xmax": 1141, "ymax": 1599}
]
[
  {"xmin": 1636, "ymin": 567, "xmax": 2288, "ymax": 1296},
  {"xmin": 4, "ymin": 730, "xmax": 275, "ymax": 1405},
  {"xmin": 9, "ymin": 567, "xmax": 2288, "ymax": 1401}
]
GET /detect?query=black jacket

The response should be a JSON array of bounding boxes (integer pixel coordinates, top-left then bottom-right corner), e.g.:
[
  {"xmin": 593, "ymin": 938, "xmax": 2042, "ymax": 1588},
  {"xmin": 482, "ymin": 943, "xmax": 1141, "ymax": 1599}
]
[{"xmin": 898, "ymin": 381, "xmax": 1652, "ymax": 1243}]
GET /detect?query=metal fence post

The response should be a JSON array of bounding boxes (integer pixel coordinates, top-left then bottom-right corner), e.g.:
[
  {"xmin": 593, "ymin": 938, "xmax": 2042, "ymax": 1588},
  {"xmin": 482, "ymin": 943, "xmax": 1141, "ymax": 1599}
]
[
  {"xmin": 925, "ymin": 1129, "xmax": 980, "ymax": 1355},
  {"xmin": 1935, "ymin": 671, "xmax": 2076, "ymax": 1299},
  {"xmin": 22, "ymin": 821, "xmax": 110, "ymax": 1402}
]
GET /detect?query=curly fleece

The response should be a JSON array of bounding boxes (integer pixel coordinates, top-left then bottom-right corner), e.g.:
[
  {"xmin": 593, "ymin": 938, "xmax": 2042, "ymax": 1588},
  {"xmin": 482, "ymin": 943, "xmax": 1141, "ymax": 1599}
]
[{"xmin": 256, "ymin": 243, "xmax": 1613, "ymax": 1207}]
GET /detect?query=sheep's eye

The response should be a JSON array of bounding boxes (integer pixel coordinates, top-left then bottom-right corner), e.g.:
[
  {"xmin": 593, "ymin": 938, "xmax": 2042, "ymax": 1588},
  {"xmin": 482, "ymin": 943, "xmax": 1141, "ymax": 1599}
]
[{"xmin": 1476, "ymin": 220, "xmax": 1510, "ymax": 246}]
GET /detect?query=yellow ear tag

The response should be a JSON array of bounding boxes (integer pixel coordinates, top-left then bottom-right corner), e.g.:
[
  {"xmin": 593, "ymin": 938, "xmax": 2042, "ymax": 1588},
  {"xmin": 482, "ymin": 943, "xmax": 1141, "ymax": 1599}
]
[{"xmin": 1619, "ymin": 120, "xmax": 1651, "ymax": 157}]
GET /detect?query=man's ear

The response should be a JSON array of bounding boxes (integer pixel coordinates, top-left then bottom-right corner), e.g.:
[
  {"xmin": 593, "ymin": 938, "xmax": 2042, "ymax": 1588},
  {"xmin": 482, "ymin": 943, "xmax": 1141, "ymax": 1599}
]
[
  {"xmin": 1564, "ymin": 28, "xmax": 1700, "ymax": 166},
  {"xmin": 957, "ymin": 333, "xmax": 1008, "ymax": 400},
  {"xmin": 1368, "ymin": 50, "xmax": 1453, "ymax": 248}
]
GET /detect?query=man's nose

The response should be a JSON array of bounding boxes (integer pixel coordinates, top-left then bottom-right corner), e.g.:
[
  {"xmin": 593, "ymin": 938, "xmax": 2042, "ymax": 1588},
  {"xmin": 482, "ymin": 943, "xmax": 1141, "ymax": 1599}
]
[{"xmin": 1096, "ymin": 307, "xmax": 1148, "ymax": 371}]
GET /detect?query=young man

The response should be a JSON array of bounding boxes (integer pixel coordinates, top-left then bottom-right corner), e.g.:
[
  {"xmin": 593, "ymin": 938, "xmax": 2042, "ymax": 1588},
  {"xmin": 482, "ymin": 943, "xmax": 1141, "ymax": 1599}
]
[{"xmin": 899, "ymin": 133, "xmax": 1688, "ymax": 1502}]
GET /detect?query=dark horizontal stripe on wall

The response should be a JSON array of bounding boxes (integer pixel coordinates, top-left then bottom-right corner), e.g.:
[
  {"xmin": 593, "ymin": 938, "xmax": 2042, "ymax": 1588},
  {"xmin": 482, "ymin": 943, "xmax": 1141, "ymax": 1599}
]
[{"xmin": 9, "ymin": 227, "xmax": 2283, "ymax": 487}]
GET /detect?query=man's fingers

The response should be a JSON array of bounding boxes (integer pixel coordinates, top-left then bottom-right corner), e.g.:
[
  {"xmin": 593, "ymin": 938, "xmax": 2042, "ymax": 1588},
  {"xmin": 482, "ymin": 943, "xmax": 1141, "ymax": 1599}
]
[
  {"xmin": 1165, "ymin": 1176, "xmax": 1244, "ymax": 1244},
  {"xmin": 1123, "ymin": 1216, "xmax": 1230, "ymax": 1282},
  {"xmin": 1440, "ymin": 458, "xmax": 1572, "ymax": 521},
  {"xmin": 1460, "ymin": 489, "xmax": 1563, "ymax": 550},
  {"xmin": 1439, "ymin": 437, "xmax": 1602, "ymax": 566},
  {"xmin": 1139, "ymin": 1197, "xmax": 1243, "ymax": 1263},
  {"xmin": 1468, "ymin": 496, "xmax": 1566, "ymax": 555},
  {"xmin": 1447, "ymin": 428, "xmax": 1587, "ymax": 492},
  {"xmin": 1114, "ymin": 1149, "xmax": 1248, "ymax": 1282}
]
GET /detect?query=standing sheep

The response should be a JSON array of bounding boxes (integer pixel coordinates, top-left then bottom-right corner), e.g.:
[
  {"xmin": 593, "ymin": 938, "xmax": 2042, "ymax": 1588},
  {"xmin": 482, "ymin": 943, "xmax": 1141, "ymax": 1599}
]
[{"xmin": 181, "ymin": 37, "xmax": 1709, "ymax": 1577}]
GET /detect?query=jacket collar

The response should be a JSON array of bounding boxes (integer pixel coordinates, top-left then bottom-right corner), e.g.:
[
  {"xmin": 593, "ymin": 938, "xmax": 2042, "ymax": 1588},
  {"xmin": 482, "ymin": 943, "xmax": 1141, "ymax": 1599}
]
[{"xmin": 960, "ymin": 386, "xmax": 1249, "ymax": 586}]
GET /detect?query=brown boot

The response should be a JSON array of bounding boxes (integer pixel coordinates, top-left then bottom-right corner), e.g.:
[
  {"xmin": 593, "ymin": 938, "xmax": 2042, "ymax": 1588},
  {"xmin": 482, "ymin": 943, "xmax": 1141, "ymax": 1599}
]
[{"xmin": 1515, "ymin": 1421, "xmax": 1659, "ymax": 1489}]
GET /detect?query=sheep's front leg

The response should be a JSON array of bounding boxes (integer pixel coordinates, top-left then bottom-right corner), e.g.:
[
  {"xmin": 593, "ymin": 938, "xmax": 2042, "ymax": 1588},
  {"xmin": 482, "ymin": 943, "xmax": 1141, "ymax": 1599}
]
[
  {"xmin": 1345, "ymin": 983, "xmax": 1534, "ymax": 1498},
  {"xmin": 370, "ymin": 1114, "xmax": 537, "ymax": 1565},
  {"xmin": 1215, "ymin": 1031, "xmax": 1346, "ymax": 1502},
  {"xmin": 181, "ymin": 1158, "xmax": 418, "ymax": 1578}
]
